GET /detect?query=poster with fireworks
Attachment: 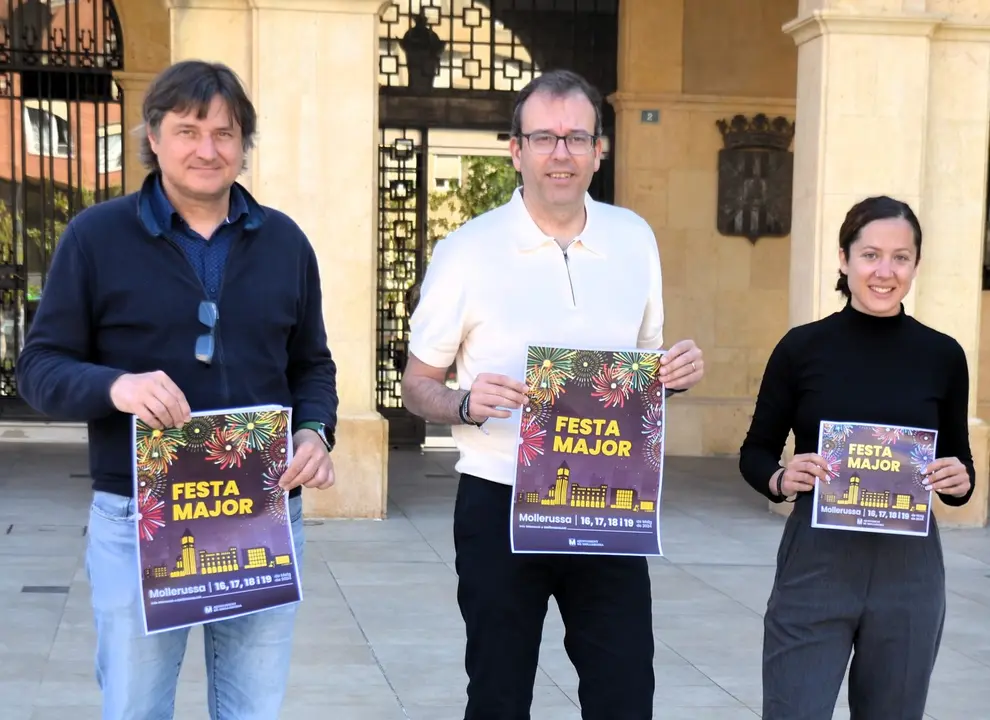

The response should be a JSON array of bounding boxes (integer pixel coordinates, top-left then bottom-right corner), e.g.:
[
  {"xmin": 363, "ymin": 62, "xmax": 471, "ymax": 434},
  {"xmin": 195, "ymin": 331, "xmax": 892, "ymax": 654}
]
[
  {"xmin": 510, "ymin": 345, "xmax": 666, "ymax": 556},
  {"xmin": 812, "ymin": 421, "xmax": 937, "ymax": 537},
  {"xmin": 132, "ymin": 404, "xmax": 302, "ymax": 635}
]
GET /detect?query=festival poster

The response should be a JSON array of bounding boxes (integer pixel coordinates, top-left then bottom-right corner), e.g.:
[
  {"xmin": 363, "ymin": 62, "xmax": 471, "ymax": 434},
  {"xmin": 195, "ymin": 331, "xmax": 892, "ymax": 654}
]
[
  {"xmin": 132, "ymin": 405, "xmax": 303, "ymax": 635},
  {"xmin": 812, "ymin": 421, "xmax": 937, "ymax": 537},
  {"xmin": 510, "ymin": 346, "xmax": 666, "ymax": 556}
]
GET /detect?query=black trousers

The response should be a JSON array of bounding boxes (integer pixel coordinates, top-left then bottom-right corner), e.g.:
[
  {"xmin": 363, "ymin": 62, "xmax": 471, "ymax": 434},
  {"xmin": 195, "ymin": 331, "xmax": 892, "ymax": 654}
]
[
  {"xmin": 453, "ymin": 473, "xmax": 655, "ymax": 720},
  {"xmin": 763, "ymin": 500, "xmax": 946, "ymax": 720}
]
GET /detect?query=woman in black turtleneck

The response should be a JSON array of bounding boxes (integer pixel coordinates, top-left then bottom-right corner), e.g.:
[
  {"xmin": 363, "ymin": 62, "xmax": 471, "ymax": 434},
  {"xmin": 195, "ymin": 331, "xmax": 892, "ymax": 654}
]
[{"xmin": 739, "ymin": 195, "xmax": 975, "ymax": 720}]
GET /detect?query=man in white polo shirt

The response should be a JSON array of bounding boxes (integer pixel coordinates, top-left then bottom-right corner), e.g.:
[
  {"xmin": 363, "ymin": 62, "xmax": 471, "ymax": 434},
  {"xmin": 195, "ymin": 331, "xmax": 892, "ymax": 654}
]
[{"xmin": 402, "ymin": 69, "xmax": 704, "ymax": 720}]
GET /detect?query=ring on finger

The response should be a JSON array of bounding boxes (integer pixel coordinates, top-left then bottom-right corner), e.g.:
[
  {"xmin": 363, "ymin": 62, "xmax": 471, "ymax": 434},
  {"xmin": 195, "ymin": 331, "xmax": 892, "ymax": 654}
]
[{"xmin": 691, "ymin": 361, "xmax": 696, "ymax": 372}]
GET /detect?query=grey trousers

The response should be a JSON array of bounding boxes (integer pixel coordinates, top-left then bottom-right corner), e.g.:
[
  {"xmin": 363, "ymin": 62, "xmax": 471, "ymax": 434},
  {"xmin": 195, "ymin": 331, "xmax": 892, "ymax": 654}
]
[{"xmin": 762, "ymin": 502, "xmax": 946, "ymax": 720}]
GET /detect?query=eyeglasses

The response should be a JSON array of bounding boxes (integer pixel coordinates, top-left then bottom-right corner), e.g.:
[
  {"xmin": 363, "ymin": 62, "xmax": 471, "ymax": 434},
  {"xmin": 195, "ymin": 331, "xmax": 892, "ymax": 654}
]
[
  {"xmin": 195, "ymin": 300, "xmax": 218, "ymax": 365},
  {"xmin": 519, "ymin": 132, "xmax": 598, "ymax": 156}
]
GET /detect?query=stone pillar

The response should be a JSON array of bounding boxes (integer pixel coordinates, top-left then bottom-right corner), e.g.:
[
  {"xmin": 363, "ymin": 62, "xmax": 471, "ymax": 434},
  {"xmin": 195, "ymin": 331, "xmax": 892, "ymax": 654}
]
[
  {"xmin": 610, "ymin": 0, "xmax": 684, "ymax": 212},
  {"xmin": 166, "ymin": 0, "xmax": 390, "ymax": 518},
  {"xmin": 113, "ymin": 0, "xmax": 172, "ymax": 193},
  {"xmin": 783, "ymin": 5, "xmax": 990, "ymax": 526},
  {"xmin": 249, "ymin": 0, "xmax": 389, "ymax": 519},
  {"xmin": 166, "ymin": 0, "xmax": 255, "ymax": 189},
  {"xmin": 112, "ymin": 72, "xmax": 159, "ymax": 194},
  {"xmin": 609, "ymin": 0, "xmax": 797, "ymax": 459},
  {"xmin": 915, "ymin": 19, "xmax": 990, "ymax": 527}
]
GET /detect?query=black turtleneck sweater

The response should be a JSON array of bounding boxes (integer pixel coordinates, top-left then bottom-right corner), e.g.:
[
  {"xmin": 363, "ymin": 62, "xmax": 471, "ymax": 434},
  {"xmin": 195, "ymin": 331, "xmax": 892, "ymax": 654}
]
[{"xmin": 739, "ymin": 302, "xmax": 976, "ymax": 508}]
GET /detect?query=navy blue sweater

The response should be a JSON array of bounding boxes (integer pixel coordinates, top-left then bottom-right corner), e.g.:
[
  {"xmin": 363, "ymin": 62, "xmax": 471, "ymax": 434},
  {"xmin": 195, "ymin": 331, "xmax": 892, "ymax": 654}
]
[{"xmin": 15, "ymin": 174, "xmax": 338, "ymax": 498}]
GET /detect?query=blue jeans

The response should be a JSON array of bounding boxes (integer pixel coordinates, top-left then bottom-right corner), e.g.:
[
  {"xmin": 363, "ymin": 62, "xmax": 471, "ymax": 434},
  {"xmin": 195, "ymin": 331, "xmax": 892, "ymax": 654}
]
[{"xmin": 85, "ymin": 490, "xmax": 305, "ymax": 720}]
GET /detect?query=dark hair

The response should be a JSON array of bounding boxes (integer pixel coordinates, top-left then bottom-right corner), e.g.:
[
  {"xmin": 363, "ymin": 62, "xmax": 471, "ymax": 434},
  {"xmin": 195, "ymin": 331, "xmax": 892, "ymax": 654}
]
[
  {"xmin": 835, "ymin": 195, "xmax": 922, "ymax": 299},
  {"xmin": 138, "ymin": 60, "xmax": 257, "ymax": 171},
  {"xmin": 510, "ymin": 69, "xmax": 604, "ymax": 138}
]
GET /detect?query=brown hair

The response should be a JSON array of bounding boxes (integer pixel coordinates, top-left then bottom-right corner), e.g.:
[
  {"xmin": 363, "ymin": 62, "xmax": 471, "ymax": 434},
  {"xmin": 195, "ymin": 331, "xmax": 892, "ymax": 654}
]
[
  {"xmin": 835, "ymin": 196, "xmax": 922, "ymax": 298},
  {"xmin": 138, "ymin": 60, "xmax": 257, "ymax": 172}
]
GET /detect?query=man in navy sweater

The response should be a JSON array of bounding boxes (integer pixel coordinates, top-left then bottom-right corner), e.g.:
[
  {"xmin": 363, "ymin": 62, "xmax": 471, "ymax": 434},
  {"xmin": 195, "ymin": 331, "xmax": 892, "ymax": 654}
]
[{"xmin": 15, "ymin": 60, "xmax": 337, "ymax": 720}]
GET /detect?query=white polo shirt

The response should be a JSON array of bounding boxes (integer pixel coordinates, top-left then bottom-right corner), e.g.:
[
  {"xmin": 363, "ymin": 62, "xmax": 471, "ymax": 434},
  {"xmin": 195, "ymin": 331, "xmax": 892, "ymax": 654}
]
[{"xmin": 408, "ymin": 187, "xmax": 664, "ymax": 486}]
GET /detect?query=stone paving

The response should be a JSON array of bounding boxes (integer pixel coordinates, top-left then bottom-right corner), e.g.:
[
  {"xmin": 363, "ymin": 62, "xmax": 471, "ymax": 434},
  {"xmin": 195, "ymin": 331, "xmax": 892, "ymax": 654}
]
[{"xmin": 2, "ymin": 443, "xmax": 989, "ymax": 719}]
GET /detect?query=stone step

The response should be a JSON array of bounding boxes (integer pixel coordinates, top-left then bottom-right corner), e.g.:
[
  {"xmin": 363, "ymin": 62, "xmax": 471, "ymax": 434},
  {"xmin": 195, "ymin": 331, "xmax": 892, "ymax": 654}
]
[{"xmin": 0, "ymin": 421, "xmax": 87, "ymax": 444}]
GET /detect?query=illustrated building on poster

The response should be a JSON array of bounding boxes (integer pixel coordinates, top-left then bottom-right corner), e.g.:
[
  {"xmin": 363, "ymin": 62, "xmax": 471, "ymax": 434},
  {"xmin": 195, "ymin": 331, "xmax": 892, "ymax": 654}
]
[
  {"xmin": 142, "ymin": 527, "xmax": 293, "ymax": 580},
  {"xmin": 819, "ymin": 474, "xmax": 929, "ymax": 513},
  {"xmin": 515, "ymin": 461, "xmax": 657, "ymax": 513}
]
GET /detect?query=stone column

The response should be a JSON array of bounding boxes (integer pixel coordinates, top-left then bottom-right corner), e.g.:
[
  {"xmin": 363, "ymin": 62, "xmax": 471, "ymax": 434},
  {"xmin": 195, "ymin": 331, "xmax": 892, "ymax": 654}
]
[
  {"xmin": 166, "ymin": 0, "xmax": 390, "ymax": 518},
  {"xmin": 165, "ymin": 0, "xmax": 256, "ymax": 189},
  {"xmin": 783, "ymin": 5, "xmax": 990, "ymax": 526},
  {"xmin": 915, "ymin": 19, "xmax": 990, "ymax": 527},
  {"xmin": 113, "ymin": 0, "xmax": 172, "ymax": 193},
  {"xmin": 609, "ymin": 0, "xmax": 798, "ymax": 459},
  {"xmin": 112, "ymin": 72, "xmax": 160, "ymax": 194},
  {"xmin": 610, "ymin": 0, "xmax": 684, "ymax": 212}
]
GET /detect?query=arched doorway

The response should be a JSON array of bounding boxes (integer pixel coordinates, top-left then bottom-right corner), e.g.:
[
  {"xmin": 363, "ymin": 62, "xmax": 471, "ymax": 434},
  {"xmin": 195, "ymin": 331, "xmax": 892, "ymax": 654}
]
[
  {"xmin": 0, "ymin": 0, "xmax": 124, "ymax": 417},
  {"xmin": 374, "ymin": 0, "xmax": 620, "ymax": 447}
]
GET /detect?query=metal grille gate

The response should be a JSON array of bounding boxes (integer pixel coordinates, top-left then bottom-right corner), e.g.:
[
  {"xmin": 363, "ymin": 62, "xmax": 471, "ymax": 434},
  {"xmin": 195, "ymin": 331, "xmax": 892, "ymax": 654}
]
[
  {"xmin": 375, "ymin": 0, "xmax": 619, "ymax": 446},
  {"xmin": 376, "ymin": 127, "xmax": 426, "ymax": 445},
  {"xmin": 0, "ymin": 0, "xmax": 124, "ymax": 417}
]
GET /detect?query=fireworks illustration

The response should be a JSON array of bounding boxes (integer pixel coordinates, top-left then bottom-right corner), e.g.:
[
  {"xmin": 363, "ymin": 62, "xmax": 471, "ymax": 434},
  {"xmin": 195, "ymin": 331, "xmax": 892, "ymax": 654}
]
[
  {"xmin": 267, "ymin": 457, "xmax": 288, "ymax": 478},
  {"xmin": 262, "ymin": 459, "xmax": 288, "ymax": 493},
  {"xmin": 911, "ymin": 443, "xmax": 936, "ymax": 478},
  {"xmin": 263, "ymin": 436, "xmax": 289, "ymax": 468},
  {"xmin": 266, "ymin": 491, "xmax": 289, "ymax": 523},
  {"xmin": 612, "ymin": 351, "xmax": 660, "ymax": 391},
  {"xmin": 259, "ymin": 410, "xmax": 288, "ymax": 434},
  {"xmin": 872, "ymin": 426, "xmax": 903, "ymax": 445},
  {"xmin": 526, "ymin": 346, "xmax": 575, "ymax": 404},
  {"xmin": 182, "ymin": 416, "xmax": 216, "ymax": 451},
  {"xmin": 204, "ymin": 426, "xmax": 248, "ymax": 470},
  {"xmin": 262, "ymin": 471, "xmax": 282, "ymax": 494},
  {"xmin": 136, "ymin": 425, "xmax": 184, "ymax": 476},
  {"xmin": 521, "ymin": 396, "xmax": 550, "ymax": 429},
  {"xmin": 644, "ymin": 377, "xmax": 666, "ymax": 409},
  {"xmin": 518, "ymin": 421, "xmax": 547, "ymax": 467},
  {"xmin": 136, "ymin": 423, "xmax": 185, "ymax": 454},
  {"xmin": 571, "ymin": 350, "xmax": 605, "ymax": 386},
  {"xmin": 591, "ymin": 363, "xmax": 632, "ymax": 409},
  {"xmin": 137, "ymin": 491, "xmax": 166, "ymax": 542},
  {"xmin": 137, "ymin": 471, "xmax": 166, "ymax": 499},
  {"xmin": 641, "ymin": 405, "xmax": 664, "ymax": 443},
  {"xmin": 821, "ymin": 423, "xmax": 855, "ymax": 448},
  {"xmin": 227, "ymin": 412, "xmax": 276, "ymax": 452},
  {"xmin": 915, "ymin": 431, "xmax": 935, "ymax": 445},
  {"xmin": 821, "ymin": 447, "xmax": 843, "ymax": 482},
  {"xmin": 644, "ymin": 437, "xmax": 664, "ymax": 471},
  {"xmin": 137, "ymin": 437, "xmax": 181, "ymax": 477}
]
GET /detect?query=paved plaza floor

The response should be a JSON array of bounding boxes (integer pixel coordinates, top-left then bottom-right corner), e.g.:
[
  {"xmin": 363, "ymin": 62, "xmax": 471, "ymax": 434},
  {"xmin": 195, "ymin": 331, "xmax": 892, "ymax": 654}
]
[{"xmin": 2, "ymin": 443, "xmax": 989, "ymax": 719}]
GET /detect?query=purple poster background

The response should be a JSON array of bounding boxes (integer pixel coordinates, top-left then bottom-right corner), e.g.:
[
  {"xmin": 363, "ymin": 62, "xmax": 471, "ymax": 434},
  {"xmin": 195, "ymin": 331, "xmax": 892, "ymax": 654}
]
[
  {"xmin": 133, "ymin": 407, "xmax": 301, "ymax": 634},
  {"xmin": 813, "ymin": 421, "xmax": 937, "ymax": 537},
  {"xmin": 511, "ymin": 346, "xmax": 666, "ymax": 556}
]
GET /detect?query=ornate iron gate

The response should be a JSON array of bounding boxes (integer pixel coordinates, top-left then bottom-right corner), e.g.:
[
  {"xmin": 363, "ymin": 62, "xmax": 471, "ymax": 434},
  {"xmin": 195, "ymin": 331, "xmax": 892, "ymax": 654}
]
[
  {"xmin": 376, "ymin": 127, "xmax": 426, "ymax": 446},
  {"xmin": 375, "ymin": 0, "xmax": 620, "ymax": 446},
  {"xmin": 0, "ymin": 0, "xmax": 124, "ymax": 418}
]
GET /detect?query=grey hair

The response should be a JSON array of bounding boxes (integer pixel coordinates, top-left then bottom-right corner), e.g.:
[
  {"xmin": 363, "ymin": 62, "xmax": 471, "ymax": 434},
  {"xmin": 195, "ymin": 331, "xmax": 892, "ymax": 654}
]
[
  {"xmin": 510, "ymin": 69, "xmax": 604, "ymax": 138},
  {"xmin": 137, "ymin": 60, "xmax": 257, "ymax": 171}
]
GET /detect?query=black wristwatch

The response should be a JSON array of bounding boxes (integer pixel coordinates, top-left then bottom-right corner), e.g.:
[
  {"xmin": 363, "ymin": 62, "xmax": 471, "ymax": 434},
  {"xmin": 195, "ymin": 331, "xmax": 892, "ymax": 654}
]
[{"xmin": 297, "ymin": 421, "xmax": 335, "ymax": 452}]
